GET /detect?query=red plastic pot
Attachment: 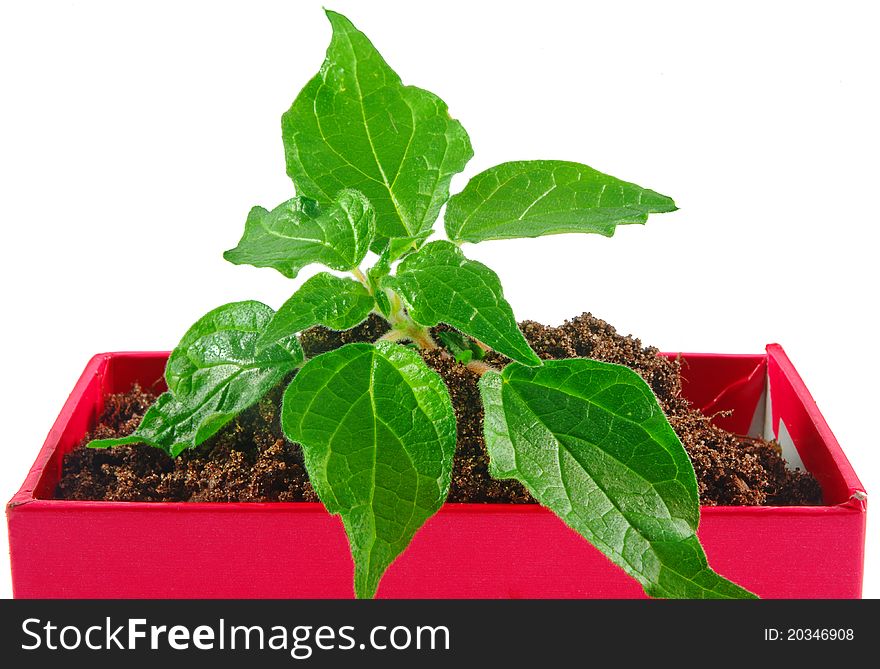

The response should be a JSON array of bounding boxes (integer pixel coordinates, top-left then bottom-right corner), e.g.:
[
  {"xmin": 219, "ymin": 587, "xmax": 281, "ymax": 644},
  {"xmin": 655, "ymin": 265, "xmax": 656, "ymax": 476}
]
[{"xmin": 6, "ymin": 347, "xmax": 867, "ymax": 598}]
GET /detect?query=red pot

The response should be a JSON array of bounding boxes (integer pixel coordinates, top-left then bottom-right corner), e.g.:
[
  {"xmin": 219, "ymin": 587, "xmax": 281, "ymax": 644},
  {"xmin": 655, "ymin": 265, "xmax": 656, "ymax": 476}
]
[{"xmin": 7, "ymin": 347, "xmax": 866, "ymax": 598}]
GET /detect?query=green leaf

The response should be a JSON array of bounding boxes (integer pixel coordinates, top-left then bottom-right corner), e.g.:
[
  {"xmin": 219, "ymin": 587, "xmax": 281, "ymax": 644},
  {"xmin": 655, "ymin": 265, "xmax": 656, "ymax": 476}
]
[
  {"xmin": 282, "ymin": 341, "xmax": 456, "ymax": 598},
  {"xmin": 385, "ymin": 241, "xmax": 541, "ymax": 366},
  {"xmin": 282, "ymin": 10, "xmax": 473, "ymax": 257},
  {"xmin": 367, "ymin": 243, "xmax": 394, "ymax": 317},
  {"xmin": 367, "ymin": 243, "xmax": 393, "ymax": 293},
  {"xmin": 479, "ymin": 360, "xmax": 756, "ymax": 599},
  {"xmin": 445, "ymin": 160, "xmax": 677, "ymax": 244},
  {"xmin": 223, "ymin": 189, "xmax": 375, "ymax": 279},
  {"xmin": 258, "ymin": 273, "xmax": 376, "ymax": 347},
  {"xmin": 436, "ymin": 330, "xmax": 484, "ymax": 364},
  {"xmin": 89, "ymin": 301, "xmax": 303, "ymax": 456}
]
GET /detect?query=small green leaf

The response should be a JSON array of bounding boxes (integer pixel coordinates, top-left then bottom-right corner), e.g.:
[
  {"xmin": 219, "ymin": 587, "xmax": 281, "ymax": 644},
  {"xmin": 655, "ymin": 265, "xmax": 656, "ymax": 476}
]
[
  {"xmin": 445, "ymin": 160, "xmax": 677, "ymax": 244},
  {"xmin": 282, "ymin": 341, "xmax": 456, "ymax": 598},
  {"xmin": 258, "ymin": 273, "xmax": 376, "ymax": 348},
  {"xmin": 367, "ymin": 243, "xmax": 393, "ymax": 293},
  {"xmin": 282, "ymin": 10, "xmax": 473, "ymax": 257},
  {"xmin": 454, "ymin": 350, "xmax": 473, "ymax": 365},
  {"xmin": 224, "ymin": 189, "xmax": 375, "ymax": 279},
  {"xmin": 469, "ymin": 341, "xmax": 486, "ymax": 361},
  {"xmin": 89, "ymin": 301, "xmax": 303, "ymax": 456},
  {"xmin": 385, "ymin": 241, "xmax": 541, "ymax": 366},
  {"xmin": 367, "ymin": 243, "xmax": 394, "ymax": 317},
  {"xmin": 436, "ymin": 330, "xmax": 469, "ymax": 358},
  {"xmin": 480, "ymin": 360, "xmax": 756, "ymax": 599},
  {"xmin": 373, "ymin": 290, "xmax": 392, "ymax": 319},
  {"xmin": 436, "ymin": 330, "xmax": 483, "ymax": 364}
]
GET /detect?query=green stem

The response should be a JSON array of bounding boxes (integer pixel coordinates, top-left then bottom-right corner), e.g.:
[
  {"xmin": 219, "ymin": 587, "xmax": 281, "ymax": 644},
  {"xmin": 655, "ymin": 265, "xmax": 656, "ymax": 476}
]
[
  {"xmin": 390, "ymin": 318, "xmax": 437, "ymax": 350},
  {"xmin": 379, "ymin": 287, "xmax": 495, "ymax": 375},
  {"xmin": 380, "ymin": 287, "xmax": 436, "ymax": 350},
  {"xmin": 377, "ymin": 329, "xmax": 407, "ymax": 343},
  {"xmin": 351, "ymin": 267, "xmax": 371, "ymax": 293}
]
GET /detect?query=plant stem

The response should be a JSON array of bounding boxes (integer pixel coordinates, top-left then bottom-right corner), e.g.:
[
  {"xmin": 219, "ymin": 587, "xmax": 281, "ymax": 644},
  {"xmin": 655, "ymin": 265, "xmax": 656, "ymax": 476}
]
[
  {"xmin": 351, "ymin": 267, "xmax": 370, "ymax": 292},
  {"xmin": 410, "ymin": 329, "xmax": 438, "ymax": 350},
  {"xmin": 388, "ymin": 290, "xmax": 403, "ymax": 316},
  {"xmin": 379, "ymin": 291, "xmax": 496, "ymax": 375},
  {"xmin": 377, "ymin": 329, "xmax": 406, "ymax": 343},
  {"xmin": 464, "ymin": 359, "xmax": 494, "ymax": 376},
  {"xmin": 387, "ymin": 318, "xmax": 438, "ymax": 350}
]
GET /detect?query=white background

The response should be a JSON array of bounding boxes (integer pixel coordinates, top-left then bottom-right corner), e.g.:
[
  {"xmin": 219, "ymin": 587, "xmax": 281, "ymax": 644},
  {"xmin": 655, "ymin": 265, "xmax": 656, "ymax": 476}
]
[{"xmin": 1, "ymin": 0, "xmax": 877, "ymax": 598}]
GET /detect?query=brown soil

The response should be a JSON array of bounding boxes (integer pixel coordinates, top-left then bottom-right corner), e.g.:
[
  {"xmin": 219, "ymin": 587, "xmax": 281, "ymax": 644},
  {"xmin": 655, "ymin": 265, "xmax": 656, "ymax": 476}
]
[
  {"xmin": 58, "ymin": 383, "xmax": 319, "ymax": 503},
  {"xmin": 56, "ymin": 313, "xmax": 822, "ymax": 506}
]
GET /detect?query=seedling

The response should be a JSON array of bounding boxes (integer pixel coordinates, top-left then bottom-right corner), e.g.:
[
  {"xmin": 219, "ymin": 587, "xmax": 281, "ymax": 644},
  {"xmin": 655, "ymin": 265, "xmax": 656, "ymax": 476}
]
[{"xmin": 90, "ymin": 10, "xmax": 755, "ymax": 599}]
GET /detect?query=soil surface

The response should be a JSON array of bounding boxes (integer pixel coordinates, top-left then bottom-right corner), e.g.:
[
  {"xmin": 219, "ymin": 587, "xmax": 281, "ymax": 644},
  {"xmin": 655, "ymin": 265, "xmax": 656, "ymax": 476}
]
[{"xmin": 57, "ymin": 313, "xmax": 822, "ymax": 506}]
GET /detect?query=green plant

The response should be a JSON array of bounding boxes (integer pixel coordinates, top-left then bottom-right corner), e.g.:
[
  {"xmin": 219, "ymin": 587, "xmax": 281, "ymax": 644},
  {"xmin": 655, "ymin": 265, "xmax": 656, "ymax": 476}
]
[{"xmin": 89, "ymin": 10, "xmax": 755, "ymax": 600}]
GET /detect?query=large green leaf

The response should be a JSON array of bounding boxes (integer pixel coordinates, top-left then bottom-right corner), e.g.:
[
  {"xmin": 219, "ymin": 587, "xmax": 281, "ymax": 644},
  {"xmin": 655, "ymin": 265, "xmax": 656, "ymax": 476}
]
[
  {"xmin": 445, "ymin": 160, "xmax": 677, "ymax": 243},
  {"xmin": 89, "ymin": 301, "xmax": 303, "ymax": 456},
  {"xmin": 282, "ymin": 10, "xmax": 473, "ymax": 258},
  {"xmin": 282, "ymin": 341, "xmax": 456, "ymax": 598},
  {"xmin": 258, "ymin": 272, "xmax": 376, "ymax": 348},
  {"xmin": 480, "ymin": 359, "xmax": 756, "ymax": 599},
  {"xmin": 223, "ymin": 189, "xmax": 375, "ymax": 279},
  {"xmin": 384, "ymin": 241, "xmax": 541, "ymax": 366}
]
